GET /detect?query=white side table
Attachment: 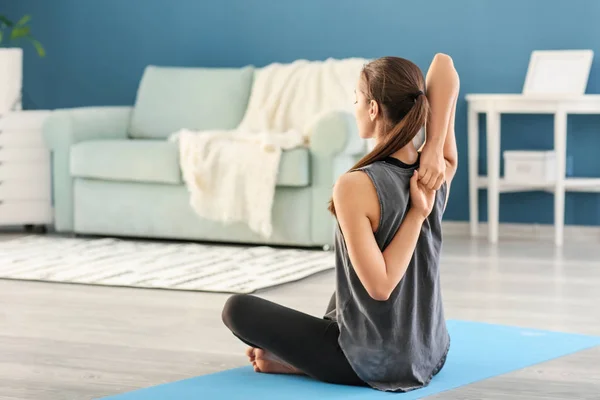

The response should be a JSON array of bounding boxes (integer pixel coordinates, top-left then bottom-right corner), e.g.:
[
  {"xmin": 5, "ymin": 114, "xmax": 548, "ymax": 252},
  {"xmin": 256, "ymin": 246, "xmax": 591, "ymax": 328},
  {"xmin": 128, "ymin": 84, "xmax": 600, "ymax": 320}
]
[
  {"xmin": 0, "ymin": 110, "xmax": 53, "ymax": 231},
  {"xmin": 466, "ymin": 94, "xmax": 600, "ymax": 247}
]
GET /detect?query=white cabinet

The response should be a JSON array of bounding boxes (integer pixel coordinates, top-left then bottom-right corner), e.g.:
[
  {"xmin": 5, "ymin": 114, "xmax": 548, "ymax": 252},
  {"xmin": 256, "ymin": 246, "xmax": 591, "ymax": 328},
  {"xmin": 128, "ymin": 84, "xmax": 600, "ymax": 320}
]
[{"xmin": 0, "ymin": 111, "xmax": 53, "ymax": 228}]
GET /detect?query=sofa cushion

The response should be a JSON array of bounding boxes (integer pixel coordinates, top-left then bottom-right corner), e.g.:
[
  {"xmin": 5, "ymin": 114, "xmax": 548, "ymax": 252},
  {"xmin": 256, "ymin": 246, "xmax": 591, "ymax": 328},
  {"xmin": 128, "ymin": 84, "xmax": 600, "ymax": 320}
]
[
  {"xmin": 71, "ymin": 140, "xmax": 181, "ymax": 185},
  {"xmin": 129, "ymin": 66, "xmax": 254, "ymax": 139},
  {"xmin": 70, "ymin": 140, "xmax": 311, "ymax": 187}
]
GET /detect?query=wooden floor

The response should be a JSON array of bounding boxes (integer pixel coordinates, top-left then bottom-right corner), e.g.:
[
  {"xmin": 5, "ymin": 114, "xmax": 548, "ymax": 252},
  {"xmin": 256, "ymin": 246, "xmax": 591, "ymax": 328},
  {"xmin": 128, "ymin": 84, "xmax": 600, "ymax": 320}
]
[{"xmin": 1, "ymin": 233, "xmax": 599, "ymax": 399}]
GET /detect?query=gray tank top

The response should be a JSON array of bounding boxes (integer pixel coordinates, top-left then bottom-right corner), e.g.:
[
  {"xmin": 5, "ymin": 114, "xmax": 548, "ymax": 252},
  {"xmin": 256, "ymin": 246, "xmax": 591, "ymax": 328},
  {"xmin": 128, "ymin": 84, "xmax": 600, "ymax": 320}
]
[{"xmin": 325, "ymin": 157, "xmax": 449, "ymax": 392}]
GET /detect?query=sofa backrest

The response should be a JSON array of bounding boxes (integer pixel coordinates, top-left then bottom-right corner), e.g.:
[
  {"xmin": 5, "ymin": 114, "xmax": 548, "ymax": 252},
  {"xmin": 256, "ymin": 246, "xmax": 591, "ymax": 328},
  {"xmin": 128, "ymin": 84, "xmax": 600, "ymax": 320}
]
[{"xmin": 128, "ymin": 65, "xmax": 254, "ymax": 139}]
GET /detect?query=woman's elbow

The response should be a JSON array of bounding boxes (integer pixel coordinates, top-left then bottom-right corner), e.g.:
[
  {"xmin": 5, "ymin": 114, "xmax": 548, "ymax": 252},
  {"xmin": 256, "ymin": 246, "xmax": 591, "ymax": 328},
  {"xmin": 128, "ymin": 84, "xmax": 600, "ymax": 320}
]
[
  {"xmin": 433, "ymin": 53, "xmax": 454, "ymax": 66},
  {"xmin": 367, "ymin": 286, "xmax": 392, "ymax": 302},
  {"xmin": 433, "ymin": 54, "xmax": 459, "ymax": 82}
]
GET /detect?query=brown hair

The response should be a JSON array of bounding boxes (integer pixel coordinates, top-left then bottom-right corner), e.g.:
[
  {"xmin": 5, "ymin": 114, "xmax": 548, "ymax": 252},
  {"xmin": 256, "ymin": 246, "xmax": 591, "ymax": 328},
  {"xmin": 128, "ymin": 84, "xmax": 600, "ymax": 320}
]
[{"xmin": 328, "ymin": 56, "xmax": 429, "ymax": 215}]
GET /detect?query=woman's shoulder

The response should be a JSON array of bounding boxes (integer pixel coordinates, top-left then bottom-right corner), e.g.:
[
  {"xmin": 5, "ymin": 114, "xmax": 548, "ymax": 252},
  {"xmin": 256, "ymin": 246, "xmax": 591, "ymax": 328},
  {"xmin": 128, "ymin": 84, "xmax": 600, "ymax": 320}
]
[
  {"xmin": 333, "ymin": 169, "xmax": 381, "ymax": 231},
  {"xmin": 333, "ymin": 170, "xmax": 379, "ymax": 212},
  {"xmin": 334, "ymin": 161, "xmax": 407, "ymax": 199},
  {"xmin": 333, "ymin": 170, "xmax": 376, "ymax": 201}
]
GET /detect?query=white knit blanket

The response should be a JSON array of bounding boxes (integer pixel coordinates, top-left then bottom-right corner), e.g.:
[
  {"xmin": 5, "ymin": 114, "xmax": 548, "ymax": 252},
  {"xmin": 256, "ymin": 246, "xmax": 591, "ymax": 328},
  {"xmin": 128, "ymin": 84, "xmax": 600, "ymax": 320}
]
[
  {"xmin": 177, "ymin": 129, "xmax": 304, "ymax": 237},
  {"xmin": 176, "ymin": 58, "xmax": 367, "ymax": 237}
]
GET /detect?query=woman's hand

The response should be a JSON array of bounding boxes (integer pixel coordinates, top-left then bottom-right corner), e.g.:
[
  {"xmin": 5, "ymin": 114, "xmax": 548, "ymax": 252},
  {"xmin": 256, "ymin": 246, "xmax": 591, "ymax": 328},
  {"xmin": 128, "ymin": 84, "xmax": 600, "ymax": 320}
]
[
  {"xmin": 418, "ymin": 143, "xmax": 446, "ymax": 190},
  {"xmin": 410, "ymin": 170, "xmax": 436, "ymax": 219}
]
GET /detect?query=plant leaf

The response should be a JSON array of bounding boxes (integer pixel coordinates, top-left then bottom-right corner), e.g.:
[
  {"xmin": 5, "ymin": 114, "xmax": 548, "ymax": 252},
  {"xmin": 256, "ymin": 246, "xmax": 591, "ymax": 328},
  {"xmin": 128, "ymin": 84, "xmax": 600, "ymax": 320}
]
[
  {"xmin": 0, "ymin": 31, "xmax": 3, "ymax": 45},
  {"xmin": 16, "ymin": 15, "xmax": 31, "ymax": 27},
  {"xmin": 0, "ymin": 15, "xmax": 14, "ymax": 28},
  {"xmin": 10, "ymin": 26, "xmax": 31, "ymax": 40},
  {"xmin": 31, "ymin": 39, "xmax": 45, "ymax": 57}
]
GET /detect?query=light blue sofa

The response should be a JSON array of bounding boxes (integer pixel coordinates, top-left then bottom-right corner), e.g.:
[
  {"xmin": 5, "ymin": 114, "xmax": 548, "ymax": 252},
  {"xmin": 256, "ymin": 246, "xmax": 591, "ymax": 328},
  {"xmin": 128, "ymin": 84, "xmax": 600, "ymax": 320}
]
[{"xmin": 43, "ymin": 65, "xmax": 365, "ymax": 247}]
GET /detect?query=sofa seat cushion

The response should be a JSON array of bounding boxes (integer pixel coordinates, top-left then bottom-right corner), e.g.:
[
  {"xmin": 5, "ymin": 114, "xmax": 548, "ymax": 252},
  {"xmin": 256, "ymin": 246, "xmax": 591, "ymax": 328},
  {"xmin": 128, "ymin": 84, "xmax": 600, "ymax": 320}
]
[
  {"xmin": 71, "ymin": 140, "xmax": 181, "ymax": 185},
  {"xmin": 70, "ymin": 140, "xmax": 311, "ymax": 187}
]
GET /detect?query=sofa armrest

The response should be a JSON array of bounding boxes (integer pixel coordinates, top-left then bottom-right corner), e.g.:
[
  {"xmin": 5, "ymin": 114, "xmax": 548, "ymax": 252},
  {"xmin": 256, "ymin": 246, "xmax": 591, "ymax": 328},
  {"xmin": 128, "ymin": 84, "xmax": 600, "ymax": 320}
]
[
  {"xmin": 43, "ymin": 107, "xmax": 132, "ymax": 233},
  {"xmin": 44, "ymin": 106, "xmax": 132, "ymax": 150},
  {"xmin": 308, "ymin": 111, "xmax": 365, "ymax": 247}
]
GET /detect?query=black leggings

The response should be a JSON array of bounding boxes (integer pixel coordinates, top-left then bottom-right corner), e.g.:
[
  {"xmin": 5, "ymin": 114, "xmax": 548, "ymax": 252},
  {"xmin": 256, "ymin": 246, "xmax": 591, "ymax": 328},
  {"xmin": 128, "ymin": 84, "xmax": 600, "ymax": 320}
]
[{"xmin": 221, "ymin": 294, "xmax": 366, "ymax": 386}]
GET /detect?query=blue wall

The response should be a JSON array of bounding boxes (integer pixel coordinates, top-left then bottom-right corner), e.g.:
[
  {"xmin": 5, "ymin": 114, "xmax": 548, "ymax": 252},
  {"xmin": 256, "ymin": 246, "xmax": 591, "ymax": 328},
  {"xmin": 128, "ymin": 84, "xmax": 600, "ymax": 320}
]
[{"xmin": 3, "ymin": 0, "xmax": 600, "ymax": 225}]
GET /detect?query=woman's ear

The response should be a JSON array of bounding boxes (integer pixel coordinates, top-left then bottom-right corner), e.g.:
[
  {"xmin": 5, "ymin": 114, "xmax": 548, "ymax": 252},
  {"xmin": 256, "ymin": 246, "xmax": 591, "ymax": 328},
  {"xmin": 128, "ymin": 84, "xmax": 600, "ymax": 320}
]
[{"xmin": 369, "ymin": 100, "xmax": 379, "ymax": 122}]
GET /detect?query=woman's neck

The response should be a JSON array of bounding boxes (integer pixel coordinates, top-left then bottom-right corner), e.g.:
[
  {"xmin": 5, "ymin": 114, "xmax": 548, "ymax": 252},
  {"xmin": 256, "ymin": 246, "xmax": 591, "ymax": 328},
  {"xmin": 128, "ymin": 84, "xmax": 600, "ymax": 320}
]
[
  {"xmin": 391, "ymin": 145, "xmax": 419, "ymax": 165},
  {"xmin": 373, "ymin": 137, "xmax": 419, "ymax": 165}
]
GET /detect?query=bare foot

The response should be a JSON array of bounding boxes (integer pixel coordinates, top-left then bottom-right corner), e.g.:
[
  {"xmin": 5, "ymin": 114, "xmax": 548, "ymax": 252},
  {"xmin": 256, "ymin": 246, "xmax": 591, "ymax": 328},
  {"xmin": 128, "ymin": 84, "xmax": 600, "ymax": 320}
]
[
  {"xmin": 245, "ymin": 347, "xmax": 301, "ymax": 375},
  {"xmin": 246, "ymin": 347, "xmax": 257, "ymax": 362},
  {"xmin": 246, "ymin": 347, "xmax": 258, "ymax": 371}
]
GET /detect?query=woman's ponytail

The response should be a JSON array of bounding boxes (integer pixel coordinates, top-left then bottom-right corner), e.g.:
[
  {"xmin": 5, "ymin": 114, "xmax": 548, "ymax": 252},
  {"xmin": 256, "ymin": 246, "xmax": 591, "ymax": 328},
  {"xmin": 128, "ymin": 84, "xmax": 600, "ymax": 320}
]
[{"xmin": 328, "ymin": 93, "xmax": 429, "ymax": 216}]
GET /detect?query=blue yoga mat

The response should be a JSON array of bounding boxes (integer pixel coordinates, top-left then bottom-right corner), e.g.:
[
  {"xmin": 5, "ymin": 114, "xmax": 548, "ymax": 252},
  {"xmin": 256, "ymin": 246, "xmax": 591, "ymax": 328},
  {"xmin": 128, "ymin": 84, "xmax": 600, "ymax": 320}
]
[{"xmin": 102, "ymin": 320, "xmax": 600, "ymax": 399}]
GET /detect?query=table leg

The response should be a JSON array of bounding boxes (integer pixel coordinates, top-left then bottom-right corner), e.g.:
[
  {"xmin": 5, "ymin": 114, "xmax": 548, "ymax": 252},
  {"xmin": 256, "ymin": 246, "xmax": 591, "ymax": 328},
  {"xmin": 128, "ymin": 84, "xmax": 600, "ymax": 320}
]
[
  {"xmin": 468, "ymin": 107, "xmax": 479, "ymax": 236},
  {"xmin": 554, "ymin": 111, "xmax": 567, "ymax": 247},
  {"xmin": 486, "ymin": 111, "xmax": 501, "ymax": 244}
]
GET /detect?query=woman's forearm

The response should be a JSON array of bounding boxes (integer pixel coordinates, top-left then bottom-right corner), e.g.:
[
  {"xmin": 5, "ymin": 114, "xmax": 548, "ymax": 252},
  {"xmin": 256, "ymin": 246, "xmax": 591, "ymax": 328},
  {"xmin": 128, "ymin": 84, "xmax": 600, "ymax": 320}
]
[
  {"xmin": 443, "ymin": 96, "xmax": 459, "ymax": 173},
  {"xmin": 380, "ymin": 209, "xmax": 425, "ymax": 298}
]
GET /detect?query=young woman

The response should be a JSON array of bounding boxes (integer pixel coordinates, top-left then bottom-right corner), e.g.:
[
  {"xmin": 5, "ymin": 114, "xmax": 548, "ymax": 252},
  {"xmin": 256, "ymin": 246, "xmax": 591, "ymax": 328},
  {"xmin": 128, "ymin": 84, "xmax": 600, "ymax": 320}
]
[{"xmin": 222, "ymin": 54, "xmax": 459, "ymax": 392}]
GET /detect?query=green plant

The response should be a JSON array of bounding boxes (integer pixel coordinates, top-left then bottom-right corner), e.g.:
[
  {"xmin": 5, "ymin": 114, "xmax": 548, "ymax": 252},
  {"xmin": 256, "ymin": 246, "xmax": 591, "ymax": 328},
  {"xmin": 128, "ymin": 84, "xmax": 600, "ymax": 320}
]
[{"xmin": 0, "ymin": 14, "xmax": 45, "ymax": 57}]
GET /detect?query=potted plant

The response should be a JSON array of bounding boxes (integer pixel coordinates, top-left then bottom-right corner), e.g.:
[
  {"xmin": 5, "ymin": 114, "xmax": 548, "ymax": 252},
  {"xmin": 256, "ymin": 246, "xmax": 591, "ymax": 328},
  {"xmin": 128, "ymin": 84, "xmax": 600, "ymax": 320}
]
[{"xmin": 0, "ymin": 14, "xmax": 44, "ymax": 114}]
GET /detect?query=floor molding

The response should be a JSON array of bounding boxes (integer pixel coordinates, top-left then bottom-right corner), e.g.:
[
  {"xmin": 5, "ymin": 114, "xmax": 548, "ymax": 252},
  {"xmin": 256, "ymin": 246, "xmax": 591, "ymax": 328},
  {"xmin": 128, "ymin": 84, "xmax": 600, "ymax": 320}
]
[{"xmin": 442, "ymin": 221, "xmax": 600, "ymax": 242}]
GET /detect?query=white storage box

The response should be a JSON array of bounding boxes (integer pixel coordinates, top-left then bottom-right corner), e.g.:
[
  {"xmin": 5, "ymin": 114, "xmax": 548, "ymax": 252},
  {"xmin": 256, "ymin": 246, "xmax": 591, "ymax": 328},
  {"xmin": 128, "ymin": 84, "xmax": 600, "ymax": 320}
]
[{"xmin": 504, "ymin": 150, "xmax": 556, "ymax": 184}]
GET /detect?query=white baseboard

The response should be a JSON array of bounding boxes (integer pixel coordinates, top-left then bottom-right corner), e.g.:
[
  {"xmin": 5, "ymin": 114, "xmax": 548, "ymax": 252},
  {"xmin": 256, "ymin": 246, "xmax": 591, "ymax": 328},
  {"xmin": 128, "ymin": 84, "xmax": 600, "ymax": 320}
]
[{"xmin": 442, "ymin": 221, "xmax": 600, "ymax": 242}]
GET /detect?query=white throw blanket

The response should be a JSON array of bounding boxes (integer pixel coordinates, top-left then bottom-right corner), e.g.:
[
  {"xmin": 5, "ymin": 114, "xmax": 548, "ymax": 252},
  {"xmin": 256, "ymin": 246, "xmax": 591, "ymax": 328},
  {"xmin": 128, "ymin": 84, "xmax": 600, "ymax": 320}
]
[
  {"xmin": 177, "ymin": 129, "xmax": 304, "ymax": 237},
  {"xmin": 176, "ymin": 58, "xmax": 367, "ymax": 237}
]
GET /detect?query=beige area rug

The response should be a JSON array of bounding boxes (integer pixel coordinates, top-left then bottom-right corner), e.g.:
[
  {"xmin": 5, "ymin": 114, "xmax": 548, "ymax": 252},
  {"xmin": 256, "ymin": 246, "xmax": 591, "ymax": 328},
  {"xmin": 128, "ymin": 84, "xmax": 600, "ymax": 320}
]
[{"xmin": 0, "ymin": 236, "xmax": 334, "ymax": 294}]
